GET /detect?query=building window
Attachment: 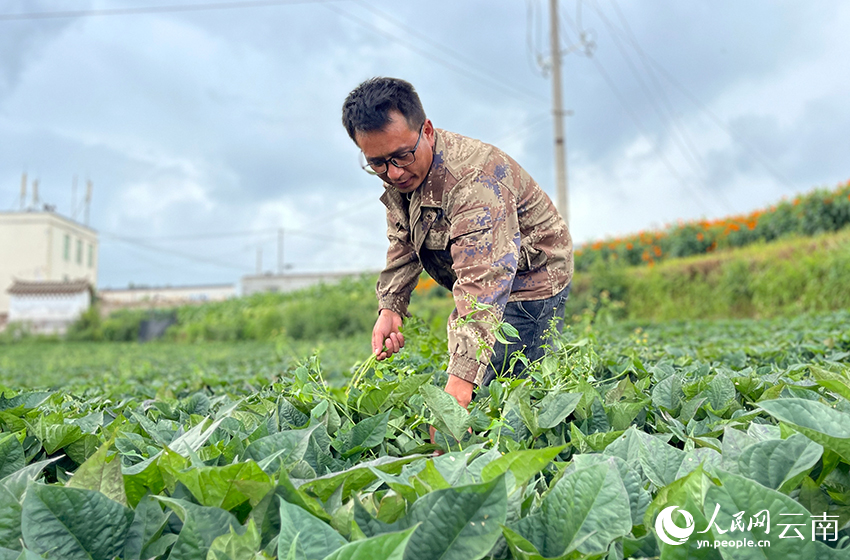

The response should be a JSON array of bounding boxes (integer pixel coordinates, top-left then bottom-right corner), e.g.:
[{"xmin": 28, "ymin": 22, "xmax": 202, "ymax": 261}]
[
  {"xmin": 88, "ymin": 244, "xmax": 94, "ymax": 268},
  {"xmin": 63, "ymin": 235, "xmax": 70, "ymax": 261},
  {"xmin": 76, "ymin": 239, "xmax": 83, "ymax": 264}
]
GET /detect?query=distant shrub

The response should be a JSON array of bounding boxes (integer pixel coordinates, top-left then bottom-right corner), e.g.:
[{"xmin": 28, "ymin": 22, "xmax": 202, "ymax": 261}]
[{"xmin": 575, "ymin": 180, "xmax": 850, "ymax": 271}]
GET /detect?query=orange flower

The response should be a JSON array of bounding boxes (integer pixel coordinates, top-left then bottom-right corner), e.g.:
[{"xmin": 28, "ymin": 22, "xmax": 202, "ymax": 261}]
[
  {"xmin": 696, "ymin": 233, "xmax": 704, "ymax": 241},
  {"xmin": 653, "ymin": 245, "xmax": 662, "ymax": 257},
  {"xmin": 415, "ymin": 277, "xmax": 437, "ymax": 293},
  {"xmin": 626, "ymin": 242, "xmax": 634, "ymax": 250}
]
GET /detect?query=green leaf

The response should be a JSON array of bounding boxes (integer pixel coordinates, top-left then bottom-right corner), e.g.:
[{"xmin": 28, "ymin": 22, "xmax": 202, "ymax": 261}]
[
  {"xmin": 207, "ymin": 518, "xmax": 263, "ymax": 560},
  {"xmin": 155, "ymin": 497, "xmax": 240, "ymax": 560},
  {"xmin": 36, "ymin": 421, "xmax": 83, "ymax": 455},
  {"xmin": 65, "ymin": 434, "xmax": 103, "ymax": 465},
  {"xmin": 719, "ymin": 426, "xmax": 756, "ymax": 474},
  {"xmin": 645, "ymin": 467, "xmax": 720, "ymax": 560},
  {"xmin": 652, "ymin": 374, "xmax": 683, "ymax": 412},
  {"xmin": 67, "ymin": 439, "xmax": 128, "ymax": 506},
  {"xmin": 334, "ymin": 410, "xmax": 391, "ymax": 458},
  {"xmin": 737, "ymin": 433, "xmax": 823, "ymax": 492},
  {"xmin": 244, "ymin": 424, "xmax": 319, "ymax": 474},
  {"xmin": 386, "ymin": 373, "xmax": 433, "ymax": 409},
  {"xmin": 399, "ymin": 475, "xmax": 507, "ymax": 560},
  {"xmin": 639, "ymin": 434, "xmax": 686, "ymax": 488},
  {"xmin": 123, "ymin": 495, "xmax": 170, "ymax": 560},
  {"xmin": 277, "ymin": 498, "xmax": 347, "ymax": 560},
  {"xmin": 758, "ymin": 398, "xmax": 850, "ymax": 462},
  {"xmin": 704, "ymin": 470, "xmax": 842, "ymax": 559},
  {"xmin": 810, "ymin": 365, "xmax": 850, "ymax": 402},
  {"xmin": 21, "ymin": 482, "xmax": 133, "ymax": 560},
  {"xmin": 510, "ymin": 462, "xmax": 631, "ymax": 556},
  {"xmin": 419, "ymin": 384, "xmax": 470, "ymax": 442},
  {"xmin": 0, "ymin": 435, "xmax": 24, "ymax": 480},
  {"xmin": 0, "ymin": 458, "xmax": 58, "ymax": 549},
  {"xmin": 537, "ymin": 393, "xmax": 582, "ymax": 430},
  {"xmin": 481, "ymin": 446, "xmax": 564, "ymax": 488},
  {"xmin": 322, "ymin": 526, "xmax": 415, "ymax": 560},
  {"xmin": 607, "ymin": 401, "xmax": 647, "ymax": 431},
  {"xmin": 572, "ymin": 454, "xmax": 650, "ymax": 527},
  {"xmin": 176, "ymin": 460, "xmax": 272, "ymax": 511},
  {"xmin": 703, "ymin": 373, "xmax": 736, "ymax": 411},
  {"xmin": 301, "ymin": 455, "xmax": 422, "ymax": 503},
  {"xmin": 278, "ymin": 397, "xmax": 310, "ymax": 429}
]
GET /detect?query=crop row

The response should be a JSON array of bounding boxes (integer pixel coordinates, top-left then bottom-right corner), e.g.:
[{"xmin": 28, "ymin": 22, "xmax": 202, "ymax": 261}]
[{"xmin": 1, "ymin": 312, "xmax": 850, "ymax": 558}]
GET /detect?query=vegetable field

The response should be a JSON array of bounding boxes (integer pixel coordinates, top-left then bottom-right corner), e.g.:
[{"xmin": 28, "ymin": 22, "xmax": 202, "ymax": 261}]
[{"xmin": 2, "ymin": 310, "xmax": 850, "ymax": 559}]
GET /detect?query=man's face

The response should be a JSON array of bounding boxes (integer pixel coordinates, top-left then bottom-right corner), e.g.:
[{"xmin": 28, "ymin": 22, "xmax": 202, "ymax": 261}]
[{"xmin": 355, "ymin": 110, "xmax": 435, "ymax": 194}]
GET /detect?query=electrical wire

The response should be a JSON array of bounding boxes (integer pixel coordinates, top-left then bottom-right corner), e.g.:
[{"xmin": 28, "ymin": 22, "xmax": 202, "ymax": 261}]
[
  {"xmin": 588, "ymin": 56, "xmax": 723, "ymax": 214},
  {"xmin": 100, "ymin": 231, "xmax": 248, "ymax": 270},
  {"xmin": 560, "ymin": 6, "xmax": 728, "ymax": 214},
  {"xmin": 588, "ymin": 1, "xmax": 735, "ymax": 212},
  {"xmin": 323, "ymin": 3, "xmax": 547, "ymax": 107},
  {"xmin": 0, "ymin": 0, "xmax": 342, "ymax": 22},
  {"xmin": 606, "ymin": 0, "xmax": 798, "ymax": 193},
  {"xmin": 350, "ymin": 0, "xmax": 546, "ymax": 103}
]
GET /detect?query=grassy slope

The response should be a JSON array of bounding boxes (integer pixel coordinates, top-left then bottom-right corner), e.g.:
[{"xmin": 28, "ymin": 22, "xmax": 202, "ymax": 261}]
[{"xmin": 569, "ymin": 228, "xmax": 850, "ymax": 321}]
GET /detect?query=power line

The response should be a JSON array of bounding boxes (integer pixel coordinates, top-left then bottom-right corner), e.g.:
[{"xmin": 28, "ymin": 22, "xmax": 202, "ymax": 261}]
[
  {"xmin": 100, "ymin": 231, "xmax": 249, "ymax": 271},
  {"xmin": 350, "ymin": 0, "xmax": 546, "ymax": 104},
  {"xmin": 605, "ymin": 0, "xmax": 798, "ymax": 194},
  {"xmin": 589, "ymin": 3, "xmax": 704, "ymax": 173},
  {"xmin": 588, "ymin": 55, "xmax": 723, "ymax": 214},
  {"xmin": 323, "ymin": 3, "xmax": 547, "ymax": 107},
  {"xmin": 0, "ymin": 0, "xmax": 341, "ymax": 22},
  {"xmin": 109, "ymin": 228, "xmax": 278, "ymax": 242},
  {"xmin": 560, "ymin": 7, "xmax": 728, "ymax": 214},
  {"xmin": 492, "ymin": 112, "xmax": 552, "ymax": 147},
  {"xmin": 587, "ymin": 1, "xmax": 735, "ymax": 213}
]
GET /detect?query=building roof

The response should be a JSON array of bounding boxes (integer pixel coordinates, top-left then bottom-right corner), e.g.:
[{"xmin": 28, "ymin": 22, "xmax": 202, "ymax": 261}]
[{"xmin": 7, "ymin": 279, "xmax": 93, "ymax": 296}]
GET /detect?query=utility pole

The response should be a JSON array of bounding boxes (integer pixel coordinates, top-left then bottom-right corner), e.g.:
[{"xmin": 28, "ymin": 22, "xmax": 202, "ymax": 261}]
[
  {"xmin": 84, "ymin": 180, "xmax": 93, "ymax": 225},
  {"xmin": 71, "ymin": 175, "xmax": 78, "ymax": 220},
  {"xmin": 549, "ymin": 0, "xmax": 569, "ymax": 226},
  {"xmin": 277, "ymin": 228, "xmax": 284, "ymax": 274},
  {"xmin": 19, "ymin": 173, "xmax": 27, "ymax": 210}
]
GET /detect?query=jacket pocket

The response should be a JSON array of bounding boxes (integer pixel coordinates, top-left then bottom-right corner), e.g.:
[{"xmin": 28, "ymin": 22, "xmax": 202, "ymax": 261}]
[{"xmin": 517, "ymin": 244, "xmax": 548, "ymax": 272}]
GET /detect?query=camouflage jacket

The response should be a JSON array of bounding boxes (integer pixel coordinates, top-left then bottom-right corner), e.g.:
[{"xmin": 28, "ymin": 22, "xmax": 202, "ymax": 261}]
[{"xmin": 377, "ymin": 129, "xmax": 573, "ymax": 385}]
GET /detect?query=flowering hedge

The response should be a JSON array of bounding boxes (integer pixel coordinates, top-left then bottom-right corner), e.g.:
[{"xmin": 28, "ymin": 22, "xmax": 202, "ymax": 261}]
[{"xmin": 575, "ymin": 180, "xmax": 850, "ymax": 272}]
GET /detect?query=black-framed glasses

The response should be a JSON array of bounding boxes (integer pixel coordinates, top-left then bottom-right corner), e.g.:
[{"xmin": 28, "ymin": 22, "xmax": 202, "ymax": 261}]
[{"xmin": 360, "ymin": 123, "xmax": 424, "ymax": 175}]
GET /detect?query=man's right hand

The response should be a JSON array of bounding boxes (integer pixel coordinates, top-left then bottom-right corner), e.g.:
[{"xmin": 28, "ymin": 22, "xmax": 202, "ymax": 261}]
[{"xmin": 372, "ymin": 309, "xmax": 404, "ymax": 360}]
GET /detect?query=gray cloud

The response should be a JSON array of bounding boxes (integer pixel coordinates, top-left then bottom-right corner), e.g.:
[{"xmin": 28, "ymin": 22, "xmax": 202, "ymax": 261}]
[{"xmin": 1, "ymin": 0, "xmax": 847, "ymax": 288}]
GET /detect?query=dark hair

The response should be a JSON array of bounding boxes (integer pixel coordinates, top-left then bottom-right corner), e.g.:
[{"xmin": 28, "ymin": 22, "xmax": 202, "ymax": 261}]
[{"xmin": 341, "ymin": 77, "xmax": 426, "ymax": 142}]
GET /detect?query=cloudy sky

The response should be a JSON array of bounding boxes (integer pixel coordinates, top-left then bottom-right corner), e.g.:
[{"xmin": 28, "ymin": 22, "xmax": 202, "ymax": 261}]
[{"xmin": 1, "ymin": 0, "xmax": 847, "ymax": 289}]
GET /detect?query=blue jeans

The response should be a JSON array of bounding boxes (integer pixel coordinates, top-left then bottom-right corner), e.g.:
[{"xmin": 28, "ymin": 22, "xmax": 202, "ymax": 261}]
[{"xmin": 480, "ymin": 284, "xmax": 571, "ymax": 386}]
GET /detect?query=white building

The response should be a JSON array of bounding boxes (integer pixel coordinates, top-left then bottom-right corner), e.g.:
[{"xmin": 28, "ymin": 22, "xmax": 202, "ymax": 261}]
[
  {"xmin": 241, "ymin": 271, "xmax": 379, "ymax": 296},
  {"xmin": 0, "ymin": 211, "xmax": 98, "ymax": 323},
  {"xmin": 7, "ymin": 279, "xmax": 93, "ymax": 334},
  {"xmin": 98, "ymin": 283, "xmax": 235, "ymax": 313}
]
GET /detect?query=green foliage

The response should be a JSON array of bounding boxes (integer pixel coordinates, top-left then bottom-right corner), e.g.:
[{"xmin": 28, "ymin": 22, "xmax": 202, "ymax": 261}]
[
  {"xmin": 570, "ymin": 229, "xmax": 850, "ymax": 321},
  {"xmin": 168, "ymin": 276, "xmax": 380, "ymax": 342},
  {"xmin": 1, "ymin": 309, "xmax": 850, "ymax": 557},
  {"xmin": 575, "ymin": 179, "xmax": 850, "ymax": 271}
]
